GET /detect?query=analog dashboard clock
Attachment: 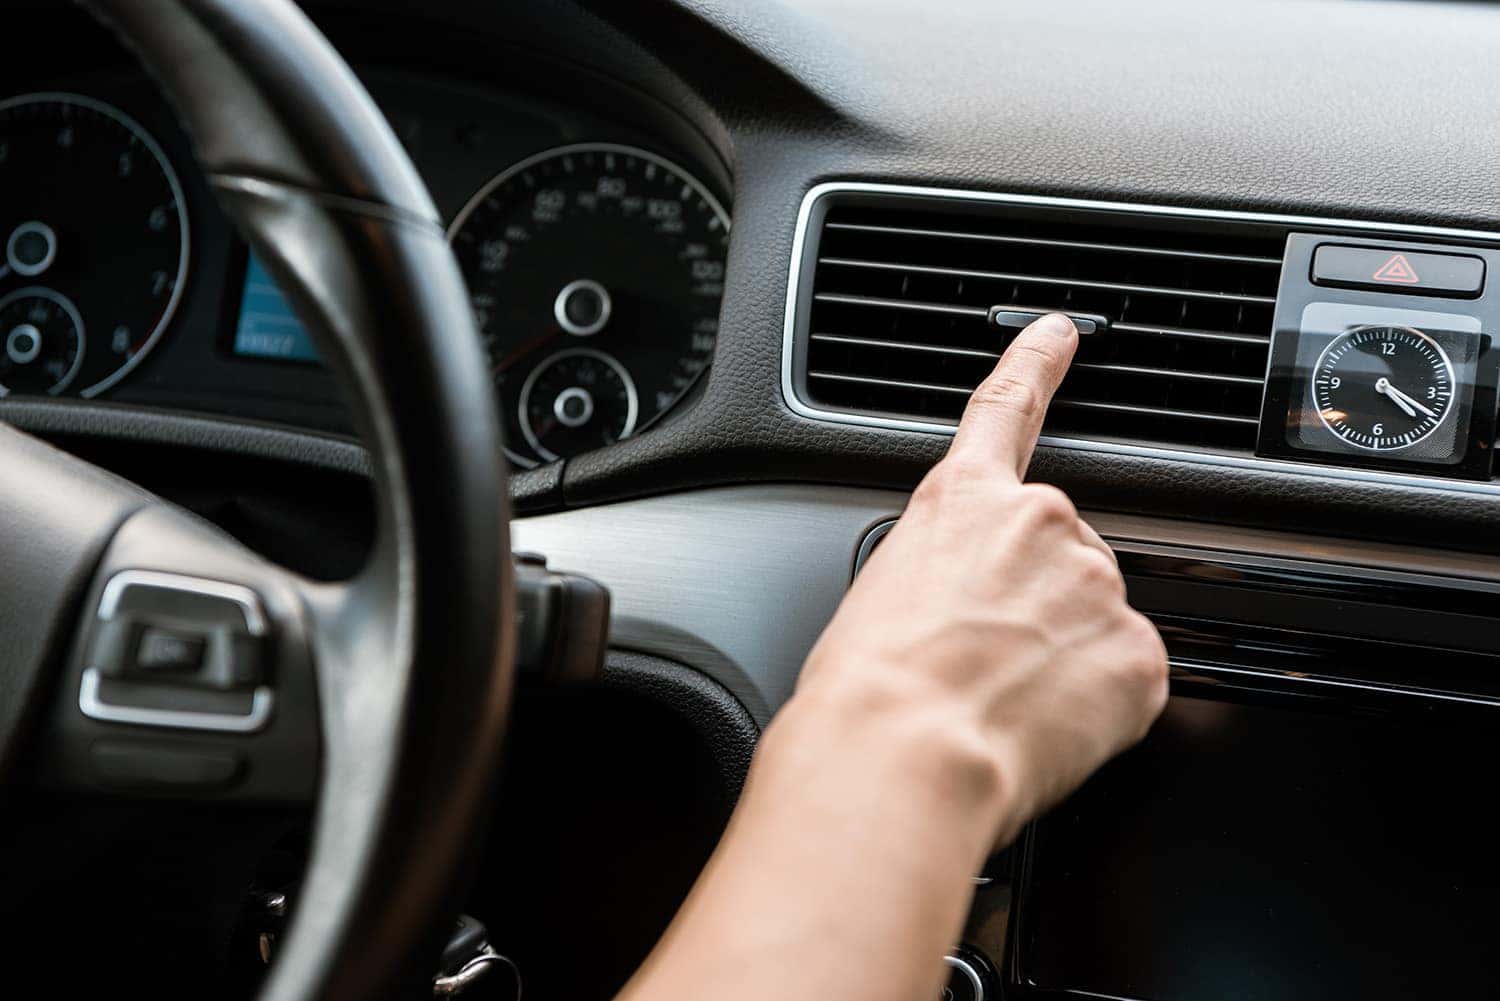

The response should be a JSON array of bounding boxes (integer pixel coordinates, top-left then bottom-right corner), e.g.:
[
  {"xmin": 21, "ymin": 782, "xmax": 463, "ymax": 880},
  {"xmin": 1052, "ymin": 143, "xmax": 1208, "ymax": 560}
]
[
  {"xmin": 1255, "ymin": 250, "xmax": 1499, "ymax": 481},
  {"xmin": 1311, "ymin": 325, "xmax": 1455, "ymax": 451}
]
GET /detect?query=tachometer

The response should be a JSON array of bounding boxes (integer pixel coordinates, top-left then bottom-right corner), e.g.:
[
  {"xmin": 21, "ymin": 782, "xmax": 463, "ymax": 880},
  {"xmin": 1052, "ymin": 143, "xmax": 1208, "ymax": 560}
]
[
  {"xmin": 0, "ymin": 93, "xmax": 189, "ymax": 397},
  {"xmin": 448, "ymin": 143, "xmax": 728, "ymax": 467}
]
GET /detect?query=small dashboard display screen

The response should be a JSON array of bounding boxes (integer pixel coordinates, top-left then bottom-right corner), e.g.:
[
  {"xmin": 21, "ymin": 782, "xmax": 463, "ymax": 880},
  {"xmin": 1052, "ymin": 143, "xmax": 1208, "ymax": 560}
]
[
  {"xmin": 231, "ymin": 254, "xmax": 320, "ymax": 364},
  {"xmin": 1012, "ymin": 696, "xmax": 1500, "ymax": 1000}
]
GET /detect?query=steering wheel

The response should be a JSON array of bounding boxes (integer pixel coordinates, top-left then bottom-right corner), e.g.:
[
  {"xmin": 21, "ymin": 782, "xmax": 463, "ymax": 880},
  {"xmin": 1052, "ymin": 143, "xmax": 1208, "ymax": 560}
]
[{"xmin": 0, "ymin": 1, "xmax": 514, "ymax": 998}]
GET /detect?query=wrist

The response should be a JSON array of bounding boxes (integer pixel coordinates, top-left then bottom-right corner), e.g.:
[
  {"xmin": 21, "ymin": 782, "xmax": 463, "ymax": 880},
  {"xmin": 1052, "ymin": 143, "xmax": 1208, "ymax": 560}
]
[{"xmin": 758, "ymin": 672, "xmax": 1021, "ymax": 867}]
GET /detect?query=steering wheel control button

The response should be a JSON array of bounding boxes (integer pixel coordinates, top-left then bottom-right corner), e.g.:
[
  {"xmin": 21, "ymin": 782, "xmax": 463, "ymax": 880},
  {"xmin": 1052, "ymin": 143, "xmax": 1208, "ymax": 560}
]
[
  {"xmin": 1312, "ymin": 244, "xmax": 1485, "ymax": 297},
  {"xmin": 134, "ymin": 627, "xmax": 207, "ymax": 675},
  {"xmin": 80, "ymin": 571, "xmax": 275, "ymax": 732},
  {"xmin": 988, "ymin": 305, "xmax": 1106, "ymax": 336},
  {"xmin": 554, "ymin": 278, "xmax": 612, "ymax": 337}
]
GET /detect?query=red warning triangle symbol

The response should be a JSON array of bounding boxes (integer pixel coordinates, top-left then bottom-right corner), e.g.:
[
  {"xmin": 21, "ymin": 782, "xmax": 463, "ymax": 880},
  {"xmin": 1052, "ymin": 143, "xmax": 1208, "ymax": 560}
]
[{"xmin": 1372, "ymin": 253, "xmax": 1421, "ymax": 284}]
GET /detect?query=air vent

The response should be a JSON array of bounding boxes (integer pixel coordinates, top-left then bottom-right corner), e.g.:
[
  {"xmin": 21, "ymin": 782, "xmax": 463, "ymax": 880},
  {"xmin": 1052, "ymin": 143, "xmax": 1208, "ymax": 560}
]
[{"xmin": 786, "ymin": 189, "xmax": 1287, "ymax": 452}]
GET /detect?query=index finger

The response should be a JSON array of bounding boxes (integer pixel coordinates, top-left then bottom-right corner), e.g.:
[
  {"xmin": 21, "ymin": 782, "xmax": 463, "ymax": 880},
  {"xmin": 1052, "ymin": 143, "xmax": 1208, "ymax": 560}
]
[{"xmin": 950, "ymin": 312, "xmax": 1078, "ymax": 478}]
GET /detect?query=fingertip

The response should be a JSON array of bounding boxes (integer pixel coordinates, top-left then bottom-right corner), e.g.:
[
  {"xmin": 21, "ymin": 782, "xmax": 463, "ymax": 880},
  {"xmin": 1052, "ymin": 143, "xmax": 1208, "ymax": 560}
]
[
  {"xmin": 1007, "ymin": 313, "xmax": 1079, "ymax": 368},
  {"xmin": 1029, "ymin": 312, "xmax": 1078, "ymax": 340}
]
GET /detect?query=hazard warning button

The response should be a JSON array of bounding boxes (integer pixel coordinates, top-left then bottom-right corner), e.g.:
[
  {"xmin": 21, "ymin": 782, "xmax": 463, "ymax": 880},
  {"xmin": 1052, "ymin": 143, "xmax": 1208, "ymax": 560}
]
[{"xmin": 1312, "ymin": 244, "xmax": 1485, "ymax": 298}]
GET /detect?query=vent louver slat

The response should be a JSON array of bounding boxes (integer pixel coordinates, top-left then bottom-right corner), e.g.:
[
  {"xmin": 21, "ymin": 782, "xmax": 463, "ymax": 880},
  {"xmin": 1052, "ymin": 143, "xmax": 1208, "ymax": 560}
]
[{"xmin": 795, "ymin": 198, "xmax": 1286, "ymax": 452}]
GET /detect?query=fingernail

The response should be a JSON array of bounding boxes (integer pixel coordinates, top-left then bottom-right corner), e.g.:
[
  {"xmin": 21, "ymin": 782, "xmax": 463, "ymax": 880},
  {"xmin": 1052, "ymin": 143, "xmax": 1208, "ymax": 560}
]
[{"xmin": 1035, "ymin": 313, "xmax": 1077, "ymax": 337}]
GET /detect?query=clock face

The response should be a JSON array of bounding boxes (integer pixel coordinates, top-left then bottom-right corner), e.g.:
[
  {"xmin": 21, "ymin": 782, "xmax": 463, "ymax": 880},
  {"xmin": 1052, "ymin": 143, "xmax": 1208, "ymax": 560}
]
[{"xmin": 1311, "ymin": 325, "xmax": 1456, "ymax": 451}]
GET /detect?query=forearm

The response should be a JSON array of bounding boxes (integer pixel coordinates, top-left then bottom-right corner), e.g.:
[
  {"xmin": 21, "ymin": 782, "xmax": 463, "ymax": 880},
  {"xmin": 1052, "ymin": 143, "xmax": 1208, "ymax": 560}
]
[
  {"xmin": 617, "ymin": 681, "xmax": 1012, "ymax": 1001},
  {"xmin": 616, "ymin": 312, "xmax": 1167, "ymax": 1001}
]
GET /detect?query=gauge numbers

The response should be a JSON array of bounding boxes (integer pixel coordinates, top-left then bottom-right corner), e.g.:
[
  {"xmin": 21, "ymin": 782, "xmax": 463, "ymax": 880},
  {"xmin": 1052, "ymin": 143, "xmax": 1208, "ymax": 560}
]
[
  {"xmin": 1312, "ymin": 325, "xmax": 1455, "ymax": 451},
  {"xmin": 448, "ymin": 143, "xmax": 728, "ymax": 467}
]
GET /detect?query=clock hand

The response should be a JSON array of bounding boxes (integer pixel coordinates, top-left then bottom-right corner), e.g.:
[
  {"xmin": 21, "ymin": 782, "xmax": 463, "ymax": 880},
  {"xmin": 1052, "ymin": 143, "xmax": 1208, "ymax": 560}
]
[
  {"xmin": 1374, "ymin": 377, "xmax": 1417, "ymax": 418},
  {"xmin": 1385, "ymin": 382, "xmax": 1438, "ymax": 419},
  {"xmin": 1386, "ymin": 381, "xmax": 1434, "ymax": 417}
]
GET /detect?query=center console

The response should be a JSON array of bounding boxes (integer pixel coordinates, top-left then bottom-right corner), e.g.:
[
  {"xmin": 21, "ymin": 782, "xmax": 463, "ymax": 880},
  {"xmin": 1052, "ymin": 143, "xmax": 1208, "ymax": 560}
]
[
  {"xmin": 858, "ymin": 520, "xmax": 1500, "ymax": 1000},
  {"xmin": 1007, "ymin": 540, "xmax": 1500, "ymax": 1000}
]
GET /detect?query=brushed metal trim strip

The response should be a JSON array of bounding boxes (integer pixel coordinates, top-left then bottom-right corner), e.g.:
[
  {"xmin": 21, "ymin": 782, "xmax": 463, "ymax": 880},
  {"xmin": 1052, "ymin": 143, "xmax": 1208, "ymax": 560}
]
[
  {"xmin": 781, "ymin": 181, "xmax": 1500, "ymax": 498},
  {"xmin": 859, "ymin": 513, "xmax": 1500, "ymax": 588},
  {"xmin": 511, "ymin": 485, "xmax": 1500, "ymax": 725},
  {"xmin": 1171, "ymin": 659, "xmax": 1500, "ymax": 710}
]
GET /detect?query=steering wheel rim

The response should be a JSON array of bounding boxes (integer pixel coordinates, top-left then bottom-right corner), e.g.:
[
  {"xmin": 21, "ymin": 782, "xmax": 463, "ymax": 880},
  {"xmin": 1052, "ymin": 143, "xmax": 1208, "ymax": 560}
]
[{"xmin": 0, "ymin": 1, "xmax": 515, "ymax": 998}]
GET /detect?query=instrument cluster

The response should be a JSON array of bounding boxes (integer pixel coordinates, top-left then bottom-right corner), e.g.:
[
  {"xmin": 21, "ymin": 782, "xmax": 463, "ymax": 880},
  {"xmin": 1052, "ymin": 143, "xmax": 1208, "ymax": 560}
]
[{"xmin": 0, "ymin": 70, "xmax": 731, "ymax": 468}]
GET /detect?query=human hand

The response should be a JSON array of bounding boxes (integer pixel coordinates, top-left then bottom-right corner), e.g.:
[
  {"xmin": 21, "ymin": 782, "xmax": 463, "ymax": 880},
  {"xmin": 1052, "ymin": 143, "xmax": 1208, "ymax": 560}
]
[
  {"xmin": 785, "ymin": 312, "xmax": 1169, "ymax": 854},
  {"xmin": 617, "ymin": 315, "xmax": 1168, "ymax": 1001}
]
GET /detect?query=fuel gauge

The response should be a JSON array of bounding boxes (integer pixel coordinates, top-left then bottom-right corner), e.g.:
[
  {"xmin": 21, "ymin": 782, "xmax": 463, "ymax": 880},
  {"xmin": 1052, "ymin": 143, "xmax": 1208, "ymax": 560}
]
[
  {"xmin": 0, "ymin": 287, "xmax": 85, "ymax": 395},
  {"xmin": 519, "ymin": 348, "xmax": 639, "ymax": 462}
]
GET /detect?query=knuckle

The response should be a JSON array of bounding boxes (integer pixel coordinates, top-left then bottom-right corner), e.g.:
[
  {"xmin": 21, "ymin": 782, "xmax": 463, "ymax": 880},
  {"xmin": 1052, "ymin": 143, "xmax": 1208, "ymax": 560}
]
[
  {"xmin": 908, "ymin": 469, "xmax": 946, "ymax": 509},
  {"xmin": 1119, "ymin": 613, "xmax": 1169, "ymax": 684},
  {"xmin": 1019, "ymin": 483, "xmax": 1077, "ymax": 527},
  {"xmin": 911, "ymin": 459, "xmax": 971, "ymax": 508},
  {"xmin": 1076, "ymin": 546, "xmax": 1123, "ymax": 590},
  {"xmin": 971, "ymin": 373, "xmax": 1044, "ymax": 423}
]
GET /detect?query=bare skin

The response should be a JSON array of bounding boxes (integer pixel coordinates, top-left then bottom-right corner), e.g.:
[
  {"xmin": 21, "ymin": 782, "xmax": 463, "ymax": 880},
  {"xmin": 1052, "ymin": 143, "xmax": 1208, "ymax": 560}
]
[{"xmin": 617, "ymin": 313, "xmax": 1169, "ymax": 1001}]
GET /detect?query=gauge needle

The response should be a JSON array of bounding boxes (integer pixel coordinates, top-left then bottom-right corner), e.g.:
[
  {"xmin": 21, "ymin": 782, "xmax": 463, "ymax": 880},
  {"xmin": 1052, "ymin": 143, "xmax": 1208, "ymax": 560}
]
[
  {"xmin": 495, "ymin": 329, "xmax": 563, "ymax": 376},
  {"xmin": 1374, "ymin": 377, "xmax": 1437, "ymax": 419}
]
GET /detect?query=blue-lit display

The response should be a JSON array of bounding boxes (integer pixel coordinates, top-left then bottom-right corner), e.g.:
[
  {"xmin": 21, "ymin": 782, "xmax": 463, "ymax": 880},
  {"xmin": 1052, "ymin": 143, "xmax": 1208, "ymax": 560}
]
[{"xmin": 231, "ymin": 254, "xmax": 320, "ymax": 363}]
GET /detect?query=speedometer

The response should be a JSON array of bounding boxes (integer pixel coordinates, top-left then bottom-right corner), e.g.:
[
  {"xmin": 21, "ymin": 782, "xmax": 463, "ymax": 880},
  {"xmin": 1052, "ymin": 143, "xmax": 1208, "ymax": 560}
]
[{"xmin": 448, "ymin": 143, "xmax": 729, "ymax": 467}]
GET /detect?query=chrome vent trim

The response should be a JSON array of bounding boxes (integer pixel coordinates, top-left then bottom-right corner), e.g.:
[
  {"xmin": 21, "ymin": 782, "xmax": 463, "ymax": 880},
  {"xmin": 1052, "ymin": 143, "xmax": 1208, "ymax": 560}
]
[
  {"xmin": 795, "ymin": 190, "xmax": 1284, "ymax": 450},
  {"xmin": 782, "ymin": 181, "xmax": 1500, "ymax": 497}
]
